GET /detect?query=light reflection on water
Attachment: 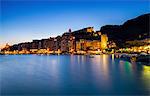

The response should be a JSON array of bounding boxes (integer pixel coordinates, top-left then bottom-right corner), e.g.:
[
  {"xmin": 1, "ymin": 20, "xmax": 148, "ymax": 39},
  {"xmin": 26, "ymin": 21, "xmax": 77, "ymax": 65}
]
[
  {"xmin": 0, "ymin": 55, "xmax": 150, "ymax": 95},
  {"xmin": 142, "ymin": 65, "xmax": 150, "ymax": 91}
]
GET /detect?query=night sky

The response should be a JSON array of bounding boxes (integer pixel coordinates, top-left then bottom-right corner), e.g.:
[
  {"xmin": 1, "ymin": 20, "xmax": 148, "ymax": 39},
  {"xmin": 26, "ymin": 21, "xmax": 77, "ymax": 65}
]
[{"xmin": 1, "ymin": 0, "xmax": 149, "ymax": 48}]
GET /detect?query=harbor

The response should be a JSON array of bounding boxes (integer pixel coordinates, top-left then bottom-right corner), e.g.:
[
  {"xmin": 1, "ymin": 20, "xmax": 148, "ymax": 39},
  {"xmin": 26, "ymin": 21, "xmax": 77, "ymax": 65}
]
[{"xmin": 1, "ymin": 54, "xmax": 150, "ymax": 95}]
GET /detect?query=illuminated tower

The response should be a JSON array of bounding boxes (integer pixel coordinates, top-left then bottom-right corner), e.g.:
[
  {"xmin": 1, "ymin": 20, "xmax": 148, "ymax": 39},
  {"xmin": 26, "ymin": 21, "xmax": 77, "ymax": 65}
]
[
  {"xmin": 68, "ymin": 28, "xmax": 76, "ymax": 53},
  {"xmin": 101, "ymin": 34, "xmax": 108, "ymax": 49}
]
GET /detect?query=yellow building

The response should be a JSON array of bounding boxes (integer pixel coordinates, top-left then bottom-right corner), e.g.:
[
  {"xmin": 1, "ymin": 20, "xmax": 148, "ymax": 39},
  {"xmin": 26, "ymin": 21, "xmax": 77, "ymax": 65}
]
[
  {"xmin": 86, "ymin": 27, "xmax": 94, "ymax": 32},
  {"xmin": 76, "ymin": 39, "xmax": 86, "ymax": 51},
  {"xmin": 68, "ymin": 36, "xmax": 76, "ymax": 53},
  {"xmin": 76, "ymin": 39, "xmax": 101, "ymax": 51},
  {"xmin": 101, "ymin": 34, "xmax": 108, "ymax": 50}
]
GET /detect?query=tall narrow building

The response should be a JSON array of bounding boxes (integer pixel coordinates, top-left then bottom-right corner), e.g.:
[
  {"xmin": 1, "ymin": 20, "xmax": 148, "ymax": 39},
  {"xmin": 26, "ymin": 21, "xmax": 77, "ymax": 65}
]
[{"xmin": 101, "ymin": 34, "xmax": 108, "ymax": 50}]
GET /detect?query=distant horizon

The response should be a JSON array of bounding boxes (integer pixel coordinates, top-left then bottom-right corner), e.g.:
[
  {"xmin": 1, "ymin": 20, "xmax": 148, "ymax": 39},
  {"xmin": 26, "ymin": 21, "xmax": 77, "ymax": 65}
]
[{"xmin": 1, "ymin": 0, "xmax": 150, "ymax": 49}]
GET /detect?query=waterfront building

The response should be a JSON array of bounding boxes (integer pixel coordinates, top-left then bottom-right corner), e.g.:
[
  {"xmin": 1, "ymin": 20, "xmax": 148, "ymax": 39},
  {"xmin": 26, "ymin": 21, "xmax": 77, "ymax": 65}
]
[
  {"xmin": 101, "ymin": 34, "xmax": 108, "ymax": 50},
  {"xmin": 1, "ymin": 27, "xmax": 109, "ymax": 54},
  {"xmin": 125, "ymin": 38, "xmax": 150, "ymax": 47},
  {"xmin": 61, "ymin": 32, "xmax": 71, "ymax": 52},
  {"xmin": 69, "ymin": 36, "xmax": 76, "ymax": 53},
  {"xmin": 49, "ymin": 37, "xmax": 55, "ymax": 51},
  {"xmin": 107, "ymin": 41, "xmax": 117, "ymax": 49},
  {"xmin": 41, "ymin": 38, "xmax": 55, "ymax": 50},
  {"xmin": 19, "ymin": 42, "xmax": 31, "ymax": 51},
  {"xmin": 41, "ymin": 39, "xmax": 49, "ymax": 49},
  {"xmin": 5, "ymin": 43, "xmax": 10, "ymax": 49},
  {"xmin": 76, "ymin": 39, "xmax": 86, "ymax": 51},
  {"xmin": 31, "ymin": 40, "xmax": 40, "ymax": 49},
  {"xmin": 53, "ymin": 36, "xmax": 61, "ymax": 51},
  {"xmin": 18, "ymin": 43, "xmax": 22, "ymax": 51},
  {"xmin": 76, "ymin": 39, "xmax": 101, "ymax": 51},
  {"xmin": 10, "ymin": 44, "xmax": 19, "ymax": 51},
  {"xmin": 1, "ymin": 43, "xmax": 11, "ymax": 51},
  {"xmin": 30, "ymin": 40, "xmax": 40, "ymax": 53},
  {"xmin": 87, "ymin": 40, "xmax": 101, "ymax": 50},
  {"xmin": 120, "ymin": 38, "xmax": 150, "ymax": 53}
]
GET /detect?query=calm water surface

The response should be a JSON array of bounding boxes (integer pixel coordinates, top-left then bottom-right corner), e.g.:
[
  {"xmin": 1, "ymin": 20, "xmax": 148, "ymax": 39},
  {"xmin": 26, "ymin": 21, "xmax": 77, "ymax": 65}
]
[{"xmin": 0, "ymin": 55, "xmax": 150, "ymax": 95}]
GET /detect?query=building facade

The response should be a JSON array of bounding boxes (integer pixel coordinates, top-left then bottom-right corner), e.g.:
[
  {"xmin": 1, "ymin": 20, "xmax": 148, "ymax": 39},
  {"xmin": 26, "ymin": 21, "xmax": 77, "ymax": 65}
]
[
  {"xmin": 1, "ymin": 27, "xmax": 109, "ymax": 54},
  {"xmin": 101, "ymin": 34, "xmax": 108, "ymax": 50}
]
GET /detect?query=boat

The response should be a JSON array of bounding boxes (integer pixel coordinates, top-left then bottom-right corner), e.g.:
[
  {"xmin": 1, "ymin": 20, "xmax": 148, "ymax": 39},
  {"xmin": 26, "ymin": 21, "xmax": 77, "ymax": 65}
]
[
  {"xmin": 119, "ymin": 54, "xmax": 131, "ymax": 62},
  {"xmin": 89, "ymin": 55, "xmax": 94, "ymax": 58},
  {"xmin": 136, "ymin": 54, "xmax": 150, "ymax": 66}
]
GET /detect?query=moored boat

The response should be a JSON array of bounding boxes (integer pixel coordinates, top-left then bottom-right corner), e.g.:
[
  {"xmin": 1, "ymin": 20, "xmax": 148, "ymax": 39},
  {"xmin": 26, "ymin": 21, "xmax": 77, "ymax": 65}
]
[
  {"xmin": 136, "ymin": 54, "xmax": 150, "ymax": 66},
  {"xmin": 89, "ymin": 55, "xmax": 94, "ymax": 58}
]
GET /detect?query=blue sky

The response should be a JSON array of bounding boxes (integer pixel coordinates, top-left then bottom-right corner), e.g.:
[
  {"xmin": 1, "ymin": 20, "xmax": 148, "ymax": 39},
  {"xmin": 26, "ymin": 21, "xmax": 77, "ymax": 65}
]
[{"xmin": 0, "ymin": 0, "xmax": 150, "ymax": 48}]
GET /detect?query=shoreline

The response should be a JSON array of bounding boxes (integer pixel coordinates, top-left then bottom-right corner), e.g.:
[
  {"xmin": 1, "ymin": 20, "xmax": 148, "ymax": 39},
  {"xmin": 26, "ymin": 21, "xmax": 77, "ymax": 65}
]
[{"xmin": 1, "ymin": 52, "xmax": 149, "ymax": 66}]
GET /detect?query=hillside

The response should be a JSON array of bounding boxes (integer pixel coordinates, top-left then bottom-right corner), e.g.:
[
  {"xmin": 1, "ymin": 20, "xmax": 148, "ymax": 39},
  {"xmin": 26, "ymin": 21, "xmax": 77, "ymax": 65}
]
[{"xmin": 100, "ymin": 13, "xmax": 150, "ymax": 47}]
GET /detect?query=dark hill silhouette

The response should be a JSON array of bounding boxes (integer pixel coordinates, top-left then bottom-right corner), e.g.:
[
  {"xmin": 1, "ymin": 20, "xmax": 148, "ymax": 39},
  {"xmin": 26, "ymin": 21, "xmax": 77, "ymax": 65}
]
[{"xmin": 100, "ymin": 13, "xmax": 150, "ymax": 47}]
